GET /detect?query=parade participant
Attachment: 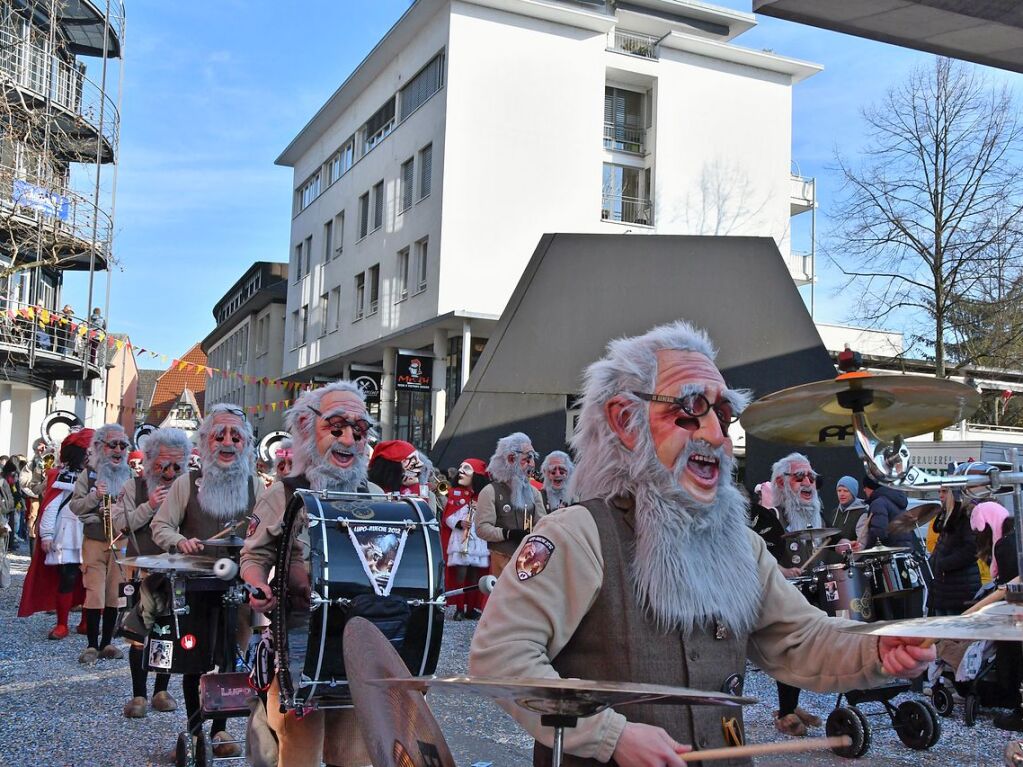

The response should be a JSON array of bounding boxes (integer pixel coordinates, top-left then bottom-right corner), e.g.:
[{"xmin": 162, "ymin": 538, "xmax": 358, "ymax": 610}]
[
  {"xmin": 824, "ymin": 476, "xmax": 868, "ymax": 564},
  {"xmin": 242, "ymin": 380, "xmax": 381, "ymax": 767},
  {"xmin": 256, "ymin": 457, "xmax": 275, "ymax": 488},
  {"xmin": 69, "ymin": 424, "xmax": 133, "ymax": 664},
  {"xmin": 368, "ymin": 439, "xmax": 421, "ymax": 494},
  {"xmin": 469, "ymin": 320, "xmax": 933, "ymax": 766},
  {"xmin": 128, "ymin": 450, "xmax": 144, "ymax": 477},
  {"xmin": 442, "ymin": 458, "xmax": 489, "ymax": 620},
  {"xmin": 151, "ymin": 403, "xmax": 262, "ymax": 758},
  {"xmin": 23, "ymin": 430, "xmax": 92, "ymax": 636},
  {"xmin": 768, "ymin": 453, "xmax": 825, "ymax": 736},
  {"xmin": 540, "ymin": 451, "xmax": 575, "ymax": 512},
  {"xmin": 112, "ymin": 427, "xmax": 190, "ymax": 718},
  {"xmin": 274, "ymin": 439, "xmax": 293, "ymax": 479},
  {"xmin": 475, "ymin": 432, "xmax": 546, "ymax": 575},
  {"xmin": 863, "ymin": 474, "xmax": 914, "ymax": 548},
  {"xmin": 748, "ymin": 481, "xmax": 785, "ymax": 562}
]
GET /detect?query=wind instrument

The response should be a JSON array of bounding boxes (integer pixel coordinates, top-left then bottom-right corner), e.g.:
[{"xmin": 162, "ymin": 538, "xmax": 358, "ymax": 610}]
[
  {"xmin": 431, "ymin": 470, "xmax": 450, "ymax": 496},
  {"xmin": 460, "ymin": 501, "xmax": 476, "ymax": 555},
  {"xmin": 101, "ymin": 494, "xmax": 115, "ymax": 550}
]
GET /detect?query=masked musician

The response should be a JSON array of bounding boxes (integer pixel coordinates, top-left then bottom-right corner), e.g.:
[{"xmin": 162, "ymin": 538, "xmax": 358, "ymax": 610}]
[
  {"xmin": 242, "ymin": 380, "xmax": 381, "ymax": 767},
  {"xmin": 112, "ymin": 427, "xmax": 190, "ymax": 719},
  {"xmin": 475, "ymin": 432, "xmax": 546, "ymax": 576},
  {"xmin": 128, "ymin": 450, "xmax": 144, "ymax": 477},
  {"xmin": 540, "ymin": 451, "xmax": 575, "ymax": 512},
  {"xmin": 69, "ymin": 424, "xmax": 133, "ymax": 664},
  {"xmin": 151, "ymin": 404, "xmax": 263, "ymax": 758},
  {"xmin": 469, "ymin": 320, "xmax": 935, "ymax": 766},
  {"xmin": 443, "ymin": 458, "xmax": 489, "ymax": 620},
  {"xmin": 367, "ymin": 440, "xmax": 422, "ymax": 494},
  {"xmin": 274, "ymin": 439, "xmax": 293, "ymax": 480}
]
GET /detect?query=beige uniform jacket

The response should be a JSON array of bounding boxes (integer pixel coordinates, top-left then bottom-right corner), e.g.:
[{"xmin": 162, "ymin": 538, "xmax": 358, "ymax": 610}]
[
  {"xmin": 68, "ymin": 467, "xmax": 101, "ymax": 523},
  {"xmin": 150, "ymin": 472, "xmax": 264, "ymax": 552},
  {"xmin": 468, "ymin": 504, "xmax": 891, "ymax": 763},
  {"xmin": 475, "ymin": 482, "xmax": 546, "ymax": 543},
  {"xmin": 112, "ymin": 479, "xmax": 155, "ymax": 534}
]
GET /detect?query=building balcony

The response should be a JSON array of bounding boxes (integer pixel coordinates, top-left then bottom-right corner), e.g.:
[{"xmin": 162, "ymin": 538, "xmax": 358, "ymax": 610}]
[
  {"xmin": 59, "ymin": 0, "xmax": 125, "ymax": 59},
  {"xmin": 0, "ymin": 299, "xmax": 105, "ymax": 380},
  {"xmin": 607, "ymin": 29, "xmax": 659, "ymax": 59},
  {"xmin": 790, "ymin": 173, "xmax": 815, "ymax": 216},
  {"xmin": 786, "ymin": 250, "xmax": 813, "ymax": 286},
  {"xmin": 0, "ymin": 27, "xmax": 119, "ymax": 163},
  {"xmin": 602, "ymin": 193, "xmax": 652, "ymax": 226},
  {"xmin": 603, "ymin": 122, "xmax": 647, "ymax": 155},
  {"xmin": 0, "ymin": 164, "xmax": 111, "ymax": 270}
]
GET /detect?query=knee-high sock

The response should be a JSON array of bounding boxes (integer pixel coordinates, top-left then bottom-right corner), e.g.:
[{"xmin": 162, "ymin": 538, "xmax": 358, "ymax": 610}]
[
  {"xmin": 85, "ymin": 607, "xmax": 101, "ymax": 649},
  {"xmin": 54, "ymin": 590, "xmax": 73, "ymax": 629},
  {"xmin": 129, "ymin": 646, "xmax": 148, "ymax": 698},
  {"xmin": 100, "ymin": 605, "xmax": 118, "ymax": 648},
  {"xmin": 184, "ymin": 672, "xmax": 227, "ymax": 736},
  {"xmin": 153, "ymin": 672, "xmax": 170, "ymax": 694}
]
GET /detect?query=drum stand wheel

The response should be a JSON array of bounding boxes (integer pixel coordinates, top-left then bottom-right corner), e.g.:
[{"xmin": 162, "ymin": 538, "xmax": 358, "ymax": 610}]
[
  {"xmin": 826, "ymin": 706, "xmax": 870, "ymax": 759},
  {"xmin": 892, "ymin": 699, "xmax": 941, "ymax": 750},
  {"xmin": 931, "ymin": 682, "xmax": 955, "ymax": 717},
  {"xmin": 174, "ymin": 730, "xmax": 212, "ymax": 767},
  {"xmin": 964, "ymin": 693, "xmax": 979, "ymax": 727}
]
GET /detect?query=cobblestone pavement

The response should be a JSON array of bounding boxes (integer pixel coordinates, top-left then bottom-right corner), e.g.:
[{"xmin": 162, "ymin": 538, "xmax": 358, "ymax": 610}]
[{"xmin": 0, "ymin": 552, "xmax": 1015, "ymax": 766}]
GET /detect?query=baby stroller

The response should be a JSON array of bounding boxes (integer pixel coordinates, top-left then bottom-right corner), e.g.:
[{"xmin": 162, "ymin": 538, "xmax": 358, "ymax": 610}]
[{"xmin": 929, "ymin": 637, "xmax": 1014, "ymax": 726}]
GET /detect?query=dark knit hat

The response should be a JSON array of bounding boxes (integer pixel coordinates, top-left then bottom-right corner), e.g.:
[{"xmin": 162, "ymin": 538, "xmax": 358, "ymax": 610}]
[{"xmin": 862, "ymin": 474, "xmax": 880, "ymax": 491}]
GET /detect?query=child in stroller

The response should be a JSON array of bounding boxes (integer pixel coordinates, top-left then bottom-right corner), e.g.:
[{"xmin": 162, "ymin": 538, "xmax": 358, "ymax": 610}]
[{"xmin": 928, "ymin": 634, "xmax": 1009, "ymax": 726}]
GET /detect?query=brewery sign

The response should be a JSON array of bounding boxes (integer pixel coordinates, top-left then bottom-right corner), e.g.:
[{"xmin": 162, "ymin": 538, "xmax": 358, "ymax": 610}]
[{"xmin": 395, "ymin": 352, "xmax": 431, "ymax": 392}]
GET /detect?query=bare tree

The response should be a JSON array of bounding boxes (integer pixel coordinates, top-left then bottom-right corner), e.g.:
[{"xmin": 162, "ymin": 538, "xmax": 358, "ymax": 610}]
[{"xmin": 829, "ymin": 58, "xmax": 1023, "ymax": 398}]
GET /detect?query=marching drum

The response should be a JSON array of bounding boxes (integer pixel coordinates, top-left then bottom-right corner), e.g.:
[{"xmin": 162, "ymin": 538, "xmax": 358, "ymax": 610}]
[
  {"xmin": 142, "ymin": 575, "xmax": 228, "ymax": 674},
  {"xmin": 813, "ymin": 562, "xmax": 873, "ymax": 622},
  {"xmin": 272, "ymin": 490, "xmax": 444, "ymax": 711},
  {"xmin": 871, "ymin": 551, "xmax": 924, "ymax": 597},
  {"xmin": 786, "ymin": 574, "xmax": 816, "ymax": 602}
]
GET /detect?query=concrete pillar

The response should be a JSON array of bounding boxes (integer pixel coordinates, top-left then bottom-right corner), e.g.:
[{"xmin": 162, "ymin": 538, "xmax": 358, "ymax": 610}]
[
  {"xmin": 0, "ymin": 384, "xmax": 12, "ymax": 456},
  {"xmin": 381, "ymin": 347, "xmax": 396, "ymax": 441},
  {"xmin": 26, "ymin": 388, "xmax": 48, "ymax": 454},
  {"xmin": 460, "ymin": 319, "xmax": 472, "ymax": 389},
  {"xmin": 431, "ymin": 328, "xmax": 447, "ymax": 445}
]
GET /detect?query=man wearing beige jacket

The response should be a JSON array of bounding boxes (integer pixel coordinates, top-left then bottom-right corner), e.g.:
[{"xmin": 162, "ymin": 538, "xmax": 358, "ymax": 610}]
[{"xmin": 469, "ymin": 320, "xmax": 934, "ymax": 767}]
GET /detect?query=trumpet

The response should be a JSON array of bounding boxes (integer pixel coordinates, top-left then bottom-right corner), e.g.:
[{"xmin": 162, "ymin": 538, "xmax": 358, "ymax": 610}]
[
  {"xmin": 101, "ymin": 494, "xmax": 115, "ymax": 550},
  {"xmin": 431, "ymin": 470, "xmax": 450, "ymax": 496},
  {"xmin": 460, "ymin": 501, "xmax": 476, "ymax": 555},
  {"xmin": 42, "ymin": 452, "xmax": 55, "ymax": 470}
]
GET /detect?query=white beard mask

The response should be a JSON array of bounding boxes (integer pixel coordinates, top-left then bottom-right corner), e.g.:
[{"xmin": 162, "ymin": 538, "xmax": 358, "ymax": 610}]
[
  {"xmin": 307, "ymin": 447, "xmax": 369, "ymax": 493},
  {"xmin": 96, "ymin": 459, "xmax": 132, "ymax": 497},
  {"xmin": 197, "ymin": 458, "xmax": 251, "ymax": 522},
  {"xmin": 778, "ymin": 482, "xmax": 823, "ymax": 531}
]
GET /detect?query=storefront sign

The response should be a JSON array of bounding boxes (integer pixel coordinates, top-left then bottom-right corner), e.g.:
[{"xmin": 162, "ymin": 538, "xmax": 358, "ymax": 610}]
[
  {"xmin": 352, "ymin": 371, "xmax": 382, "ymax": 404},
  {"xmin": 395, "ymin": 351, "xmax": 431, "ymax": 391}
]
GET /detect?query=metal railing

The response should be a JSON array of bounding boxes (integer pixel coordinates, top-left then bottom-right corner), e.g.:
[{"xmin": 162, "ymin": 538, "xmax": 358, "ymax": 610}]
[
  {"xmin": 601, "ymin": 194, "xmax": 652, "ymax": 226},
  {"xmin": 603, "ymin": 122, "xmax": 646, "ymax": 154},
  {"xmin": 786, "ymin": 251, "xmax": 813, "ymax": 281},
  {"xmin": 0, "ymin": 297, "xmax": 106, "ymax": 370},
  {"xmin": 607, "ymin": 29, "xmax": 659, "ymax": 59},
  {"xmin": 0, "ymin": 27, "xmax": 120, "ymax": 152}
]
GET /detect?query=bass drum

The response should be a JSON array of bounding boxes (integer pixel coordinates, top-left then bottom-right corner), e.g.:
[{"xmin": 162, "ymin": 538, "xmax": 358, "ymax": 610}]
[{"xmin": 272, "ymin": 490, "xmax": 444, "ymax": 712}]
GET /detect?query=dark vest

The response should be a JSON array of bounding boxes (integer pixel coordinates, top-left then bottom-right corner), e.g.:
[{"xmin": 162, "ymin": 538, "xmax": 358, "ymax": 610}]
[
  {"xmin": 534, "ymin": 499, "xmax": 750, "ymax": 767},
  {"xmin": 822, "ymin": 502, "xmax": 867, "ymax": 565},
  {"xmin": 180, "ymin": 471, "xmax": 255, "ymax": 556},
  {"xmin": 81, "ymin": 470, "xmax": 131, "ymax": 543},
  {"xmin": 125, "ymin": 477, "xmax": 161, "ymax": 557},
  {"xmin": 489, "ymin": 480, "xmax": 544, "ymax": 557}
]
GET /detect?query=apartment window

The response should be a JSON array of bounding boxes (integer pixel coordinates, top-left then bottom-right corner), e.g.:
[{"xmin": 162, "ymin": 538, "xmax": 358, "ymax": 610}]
[
  {"xmin": 291, "ymin": 306, "xmax": 308, "ymax": 348},
  {"xmin": 323, "ymin": 219, "xmax": 333, "ymax": 262},
  {"xmin": 368, "ymin": 264, "xmax": 380, "ymax": 315},
  {"xmin": 319, "ymin": 292, "xmax": 330, "ymax": 336},
  {"xmin": 354, "ymin": 272, "xmax": 366, "ymax": 320},
  {"xmin": 328, "ymin": 138, "xmax": 355, "ymax": 183},
  {"xmin": 362, "ymin": 97, "xmax": 395, "ymax": 155},
  {"xmin": 418, "ymin": 144, "xmax": 432, "ymax": 200},
  {"xmin": 601, "ymin": 163, "xmax": 652, "ymax": 225},
  {"xmin": 604, "ymin": 86, "xmax": 646, "ymax": 154},
  {"xmin": 372, "ymin": 180, "xmax": 384, "ymax": 231},
  {"xmin": 414, "ymin": 237, "xmax": 428, "ymax": 294},
  {"xmin": 298, "ymin": 172, "xmax": 321, "ymax": 211},
  {"xmin": 255, "ymin": 314, "xmax": 268, "ymax": 356},
  {"xmin": 400, "ymin": 158, "xmax": 414, "ymax": 212},
  {"xmin": 358, "ymin": 192, "xmax": 369, "ymax": 239},
  {"xmin": 293, "ymin": 240, "xmax": 305, "ymax": 281},
  {"xmin": 330, "ymin": 286, "xmax": 341, "ymax": 331},
  {"xmin": 304, "ymin": 235, "xmax": 313, "ymax": 270},
  {"xmin": 333, "ymin": 211, "xmax": 344, "ymax": 257},
  {"xmin": 399, "ymin": 52, "xmax": 445, "ymax": 120},
  {"xmin": 396, "ymin": 248, "xmax": 410, "ymax": 301}
]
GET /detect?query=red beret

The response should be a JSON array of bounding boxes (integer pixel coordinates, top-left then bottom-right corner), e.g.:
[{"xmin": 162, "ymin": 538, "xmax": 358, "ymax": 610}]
[
  {"xmin": 462, "ymin": 458, "xmax": 487, "ymax": 476},
  {"xmin": 371, "ymin": 440, "xmax": 416, "ymax": 465},
  {"xmin": 63, "ymin": 428, "xmax": 94, "ymax": 449}
]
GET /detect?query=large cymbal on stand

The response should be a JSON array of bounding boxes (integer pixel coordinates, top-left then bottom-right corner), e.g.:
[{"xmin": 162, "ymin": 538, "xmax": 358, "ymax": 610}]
[
  {"xmin": 887, "ymin": 500, "xmax": 943, "ymax": 534},
  {"xmin": 740, "ymin": 373, "xmax": 980, "ymax": 447},
  {"xmin": 839, "ymin": 601, "xmax": 1023, "ymax": 642}
]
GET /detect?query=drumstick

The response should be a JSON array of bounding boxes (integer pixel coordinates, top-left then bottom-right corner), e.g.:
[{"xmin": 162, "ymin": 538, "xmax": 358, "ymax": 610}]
[{"xmin": 678, "ymin": 735, "xmax": 851, "ymax": 762}]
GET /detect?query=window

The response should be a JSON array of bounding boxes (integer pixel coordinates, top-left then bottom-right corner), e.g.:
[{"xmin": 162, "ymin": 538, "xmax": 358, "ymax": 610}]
[
  {"xmin": 396, "ymin": 248, "xmax": 410, "ymax": 301},
  {"xmin": 368, "ymin": 264, "xmax": 380, "ymax": 315},
  {"xmin": 358, "ymin": 192, "xmax": 369, "ymax": 239},
  {"xmin": 293, "ymin": 240, "xmax": 305, "ymax": 281},
  {"xmin": 304, "ymin": 235, "xmax": 313, "ymax": 270},
  {"xmin": 414, "ymin": 237, "xmax": 428, "ymax": 294},
  {"xmin": 362, "ymin": 97, "xmax": 395, "ymax": 155},
  {"xmin": 418, "ymin": 144, "xmax": 432, "ymax": 200},
  {"xmin": 400, "ymin": 158, "xmax": 414, "ymax": 212},
  {"xmin": 298, "ymin": 172, "xmax": 321, "ymax": 211},
  {"xmin": 372, "ymin": 180, "xmax": 384, "ymax": 231},
  {"xmin": 291, "ymin": 307, "xmax": 308, "ymax": 348},
  {"xmin": 399, "ymin": 53, "xmax": 445, "ymax": 120},
  {"xmin": 601, "ymin": 163, "xmax": 652, "ymax": 225},
  {"xmin": 323, "ymin": 219, "xmax": 333, "ymax": 262},
  {"xmin": 320, "ymin": 292, "xmax": 330, "ymax": 336},
  {"xmin": 330, "ymin": 286, "xmax": 341, "ymax": 332},
  {"xmin": 603, "ymin": 86, "xmax": 646, "ymax": 154},
  {"xmin": 354, "ymin": 272, "xmax": 366, "ymax": 320},
  {"xmin": 328, "ymin": 138, "xmax": 355, "ymax": 183},
  {"xmin": 333, "ymin": 211, "xmax": 344, "ymax": 257},
  {"xmin": 256, "ymin": 314, "xmax": 268, "ymax": 355}
]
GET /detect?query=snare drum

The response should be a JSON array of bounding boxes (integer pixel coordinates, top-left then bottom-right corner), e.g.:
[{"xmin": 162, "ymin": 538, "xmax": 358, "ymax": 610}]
[
  {"xmin": 871, "ymin": 552, "xmax": 923, "ymax": 597},
  {"xmin": 786, "ymin": 575, "xmax": 816, "ymax": 602},
  {"xmin": 272, "ymin": 491, "xmax": 444, "ymax": 711},
  {"xmin": 143, "ymin": 575, "xmax": 228, "ymax": 674},
  {"xmin": 813, "ymin": 562, "xmax": 873, "ymax": 622}
]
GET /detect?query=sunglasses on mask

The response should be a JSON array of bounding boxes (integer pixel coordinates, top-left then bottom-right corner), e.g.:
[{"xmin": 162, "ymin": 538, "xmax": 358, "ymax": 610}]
[
  {"xmin": 308, "ymin": 406, "xmax": 371, "ymax": 440},
  {"xmin": 103, "ymin": 440, "xmax": 129, "ymax": 450}
]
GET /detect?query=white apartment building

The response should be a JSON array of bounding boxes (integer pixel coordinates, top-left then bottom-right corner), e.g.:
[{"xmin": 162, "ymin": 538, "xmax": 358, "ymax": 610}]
[{"xmin": 278, "ymin": 0, "xmax": 820, "ymax": 450}]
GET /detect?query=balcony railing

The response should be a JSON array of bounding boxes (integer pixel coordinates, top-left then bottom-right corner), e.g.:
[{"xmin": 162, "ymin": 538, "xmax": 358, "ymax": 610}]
[
  {"xmin": 0, "ymin": 27, "xmax": 119, "ymax": 154},
  {"xmin": 603, "ymin": 122, "xmax": 647, "ymax": 154},
  {"xmin": 602, "ymin": 194, "xmax": 652, "ymax": 226},
  {"xmin": 607, "ymin": 29, "xmax": 659, "ymax": 59},
  {"xmin": 0, "ymin": 298, "xmax": 107, "ymax": 372}
]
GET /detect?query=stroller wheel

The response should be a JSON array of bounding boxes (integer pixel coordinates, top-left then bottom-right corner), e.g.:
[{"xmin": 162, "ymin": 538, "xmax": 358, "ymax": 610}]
[
  {"xmin": 826, "ymin": 707, "xmax": 869, "ymax": 758},
  {"xmin": 893, "ymin": 699, "xmax": 937, "ymax": 750},
  {"xmin": 175, "ymin": 732, "xmax": 192, "ymax": 767},
  {"xmin": 849, "ymin": 705, "xmax": 872, "ymax": 754},
  {"xmin": 194, "ymin": 731, "xmax": 212, "ymax": 767},
  {"xmin": 931, "ymin": 684, "xmax": 955, "ymax": 717},
  {"xmin": 964, "ymin": 694, "xmax": 979, "ymax": 727}
]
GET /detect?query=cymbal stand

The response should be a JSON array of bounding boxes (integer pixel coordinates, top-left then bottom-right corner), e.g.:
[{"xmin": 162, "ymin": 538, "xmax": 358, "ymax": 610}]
[{"xmin": 541, "ymin": 714, "xmax": 577, "ymax": 767}]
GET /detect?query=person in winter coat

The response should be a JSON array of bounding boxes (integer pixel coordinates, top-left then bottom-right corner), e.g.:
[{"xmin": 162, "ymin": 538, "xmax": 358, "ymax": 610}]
[
  {"xmin": 927, "ymin": 487, "xmax": 980, "ymax": 615},
  {"xmin": 823, "ymin": 476, "xmax": 868, "ymax": 565},
  {"xmin": 862, "ymin": 475, "xmax": 914, "ymax": 549}
]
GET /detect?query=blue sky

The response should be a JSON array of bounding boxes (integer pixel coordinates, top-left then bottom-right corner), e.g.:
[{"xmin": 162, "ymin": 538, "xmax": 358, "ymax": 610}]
[{"xmin": 60, "ymin": 1, "xmax": 1016, "ymax": 362}]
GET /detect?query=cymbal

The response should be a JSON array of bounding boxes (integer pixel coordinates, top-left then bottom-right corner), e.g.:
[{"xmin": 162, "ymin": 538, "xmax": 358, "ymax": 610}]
[
  {"xmin": 887, "ymin": 500, "xmax": 943, "ymax": 534},
  {"xmin": 781, "ymin": 527, "xmax": 841, "ymax": 541},
  {"xmin": 369, "ymin": 676, "xmax": 756, "ymax": 718},
  {"xmin": 740, "ymin": 373, "xmax": 980, "ymax": 447},
  {"xmin": 850, "ymin": 545, "xmax": 911, "ymax": 559},
  {"xmin": 839, "ymin": 602, "xmax": 1023, "ymax": 642},
  {"xmin": 197, "ymin": 535, "xmax": 246, "ymax": 548},
  {"xmin": 116, "ymin": 553, "xmax": 218, "ymax": 574}
]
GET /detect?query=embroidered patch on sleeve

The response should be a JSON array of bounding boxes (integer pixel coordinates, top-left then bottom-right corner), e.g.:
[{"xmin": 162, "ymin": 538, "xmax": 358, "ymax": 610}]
[
  {"xmin": 515, "ymin": 535, "xmax": 555, "ymax": 581},
  {"xmin": 246, "ymin": 514, "xmax": 260, "ymax": 538}
]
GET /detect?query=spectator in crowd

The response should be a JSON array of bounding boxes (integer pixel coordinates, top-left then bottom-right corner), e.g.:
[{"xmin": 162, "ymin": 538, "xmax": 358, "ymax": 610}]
[
  {"xmin": 58, "ymin": 304, "xmax": 75, "ymax": 355},
  {"xmin": 2, "ymin": 459, "xmax": 24, "ymax": 551},
  {"xmin": 928, "ymin": 487, "xmax": 980, "ymax": 616},
  {"xmin": 88, "ymin": 307, "xmax": 104, "ymax": 364}
]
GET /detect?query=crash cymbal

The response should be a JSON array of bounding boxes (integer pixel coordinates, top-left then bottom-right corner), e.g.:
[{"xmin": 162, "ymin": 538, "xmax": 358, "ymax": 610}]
[
  {"xmin": 849, "ymin": 545, "xmax": 911, "ymax": 559},
  {"xmin": 781, "ymin": 527, "xmax": 841, "ymax": 541},
  {"xmin": 839, "ymin": 602, "xmax": 1023, "ymax": 642},
  {"xmin": 344, "ymin": 618, "xmax": 455, "ymax": 767},
  {"xmin": 369, "ymin": 676, "xmax": 755, "ymax": 718},
  {"xmin": 740, "ymin": 373, "xmax": 980, "ymax": 447},
  {"xmin": 116, "ymin": 553, "xmax": 218, "ymax": 574},
  {"xmin": 196, "ymin": 535, "xmax": 246, "ymax": 548},
  {"xmin": 887, "ymin": 500, "xmax": 943, "ymax": 534}
]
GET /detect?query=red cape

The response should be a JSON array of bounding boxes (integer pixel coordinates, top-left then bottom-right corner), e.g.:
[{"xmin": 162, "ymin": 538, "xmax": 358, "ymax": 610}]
[{"xmin": 17, "ymin": 467, "xmax": 85, "ymax": 617}]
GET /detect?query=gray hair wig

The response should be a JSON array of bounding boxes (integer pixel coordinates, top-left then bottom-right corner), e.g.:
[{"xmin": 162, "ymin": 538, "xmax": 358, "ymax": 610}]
[
  {"xmin": 284, "ymin": 381, "xmax": 376, "ymax": 480},
  {"xmin": 541, "ymin": 450, "xmax": 575, "ymax": 475},
  {"xmin": 91, "ymin": 423, "xmax": 127, "ymax": 457},
  {"xmin": 770, "ymin": 453, "xmax": 812, "ymax": 488},
  {"xmin": 486, "ymin": 432, "xmax": 533, "ymax": 484},
  {"xmin": 142, "ymin": 428, "xmax": 192, "ymax": 467},
  {"xmin": 197, "ymin": 403, "xmax": 255, "ymax": 476}
]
